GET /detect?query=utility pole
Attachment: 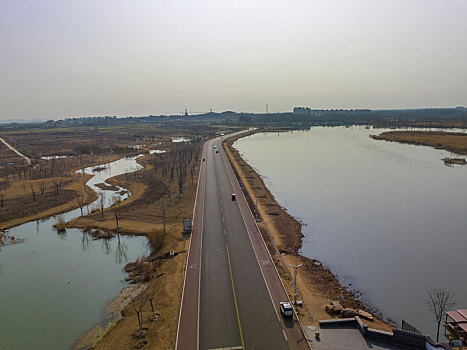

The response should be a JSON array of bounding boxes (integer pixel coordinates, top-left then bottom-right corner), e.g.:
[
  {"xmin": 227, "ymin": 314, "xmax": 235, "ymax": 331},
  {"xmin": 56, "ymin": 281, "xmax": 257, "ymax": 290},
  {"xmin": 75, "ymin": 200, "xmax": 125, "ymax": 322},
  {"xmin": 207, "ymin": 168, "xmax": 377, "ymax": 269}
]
[
  {"xmin": 161, "ymin": 201, "xmax": 166, "ymax": 235},
  {"xmin": 266, "ymin": 104, "xmax": 268, "ymax": 114},
  {"xmin": 289, "ymin": 264, "xmax": 302, "ymax": 305}
]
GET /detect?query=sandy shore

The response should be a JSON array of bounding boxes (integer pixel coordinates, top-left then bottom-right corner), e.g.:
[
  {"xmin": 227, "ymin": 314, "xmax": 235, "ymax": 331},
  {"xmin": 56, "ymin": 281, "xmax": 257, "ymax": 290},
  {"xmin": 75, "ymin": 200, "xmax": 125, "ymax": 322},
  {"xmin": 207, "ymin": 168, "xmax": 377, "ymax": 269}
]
[{"xmin": 224, "ymin": 131, "xmax": 393, "ymax": 332}]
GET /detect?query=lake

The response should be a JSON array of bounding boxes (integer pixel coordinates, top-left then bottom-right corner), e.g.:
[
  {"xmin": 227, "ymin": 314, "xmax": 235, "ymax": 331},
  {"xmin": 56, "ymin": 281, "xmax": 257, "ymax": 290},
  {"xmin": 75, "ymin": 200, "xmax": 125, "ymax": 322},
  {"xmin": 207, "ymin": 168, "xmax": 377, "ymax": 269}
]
[
  {"xmin": 0, "ymin": 156, "xmax": 149, "ymax": 350},
  {"xmin": 234, "ymin": 126, "xmax": 467, "ymax": 338}
]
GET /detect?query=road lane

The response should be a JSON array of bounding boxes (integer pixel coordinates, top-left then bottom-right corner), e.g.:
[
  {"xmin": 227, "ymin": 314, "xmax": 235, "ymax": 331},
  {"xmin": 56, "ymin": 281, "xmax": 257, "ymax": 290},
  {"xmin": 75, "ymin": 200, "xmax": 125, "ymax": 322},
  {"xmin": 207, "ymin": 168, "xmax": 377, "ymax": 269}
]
[
  {"xmin": 177, "ymin": 133, "xmax": 310, "ymax": 350},
  {"xmin": 199, "ymin": 144, "xmax": 242, "ymax": 349},
  {"xmin": 213, "ymin": 145, "xmax": 289, "ymax": 349}
]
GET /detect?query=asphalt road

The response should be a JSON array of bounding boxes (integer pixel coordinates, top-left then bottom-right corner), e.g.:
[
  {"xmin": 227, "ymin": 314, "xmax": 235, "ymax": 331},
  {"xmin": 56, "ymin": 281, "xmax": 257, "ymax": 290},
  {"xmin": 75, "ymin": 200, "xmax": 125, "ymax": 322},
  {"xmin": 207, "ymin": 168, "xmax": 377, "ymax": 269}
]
[{"xmin": 176, "ymin": 134, "xmax": 309, "ymax": 350}]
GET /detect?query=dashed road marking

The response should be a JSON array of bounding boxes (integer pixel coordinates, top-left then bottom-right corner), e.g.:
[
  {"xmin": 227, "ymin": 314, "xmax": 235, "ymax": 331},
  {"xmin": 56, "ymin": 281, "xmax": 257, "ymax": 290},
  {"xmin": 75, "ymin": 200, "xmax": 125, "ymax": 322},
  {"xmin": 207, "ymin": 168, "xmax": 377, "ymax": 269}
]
[{"xmin": 226, "ymin": 243, "xmax": 245, "ymax": 349}]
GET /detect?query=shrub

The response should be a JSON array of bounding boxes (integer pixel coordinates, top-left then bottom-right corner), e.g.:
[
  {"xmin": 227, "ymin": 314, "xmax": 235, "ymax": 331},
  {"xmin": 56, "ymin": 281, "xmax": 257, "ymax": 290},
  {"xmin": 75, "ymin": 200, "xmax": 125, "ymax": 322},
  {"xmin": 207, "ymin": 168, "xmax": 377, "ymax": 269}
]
[
  {"xmin": 148, "ymin": 227, "xmax": 164, "ymax": 253},
  {"xmin": 53, "ymin": 216, "xmax": 67, "ymax": 232}
]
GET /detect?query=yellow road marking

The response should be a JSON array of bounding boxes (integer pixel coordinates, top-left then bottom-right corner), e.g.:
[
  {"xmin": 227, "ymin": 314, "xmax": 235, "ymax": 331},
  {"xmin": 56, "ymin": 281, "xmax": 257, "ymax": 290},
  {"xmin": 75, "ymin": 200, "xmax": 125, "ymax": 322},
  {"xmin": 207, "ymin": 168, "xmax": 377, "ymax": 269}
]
[
  {"xmin": 222, "ymin": 217, "xmax": 224, "ymax": 223},
  {"xmin": 224, "ymin": 228, "xmax": 226, "ymax": 236},
  {"xmin": 226, "ymin": 243, "xmax": 245, "ymax": 349}
]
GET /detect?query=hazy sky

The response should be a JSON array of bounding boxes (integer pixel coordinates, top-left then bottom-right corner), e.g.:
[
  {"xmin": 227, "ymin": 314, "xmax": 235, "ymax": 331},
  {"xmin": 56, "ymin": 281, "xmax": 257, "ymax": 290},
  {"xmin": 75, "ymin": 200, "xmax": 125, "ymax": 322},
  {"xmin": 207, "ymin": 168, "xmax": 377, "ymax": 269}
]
[{"xmin": 1, "ymin": 0, "xmax": 466, "ymax": 120}]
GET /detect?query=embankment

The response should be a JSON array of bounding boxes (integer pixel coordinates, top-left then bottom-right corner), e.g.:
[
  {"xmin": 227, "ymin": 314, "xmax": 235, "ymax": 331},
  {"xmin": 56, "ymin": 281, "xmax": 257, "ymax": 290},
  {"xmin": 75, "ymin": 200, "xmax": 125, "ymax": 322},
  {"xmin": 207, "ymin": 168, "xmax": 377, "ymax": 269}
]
[{"xmin": 224, "ymin": 131, "xmax": 393, "ymax": 331}]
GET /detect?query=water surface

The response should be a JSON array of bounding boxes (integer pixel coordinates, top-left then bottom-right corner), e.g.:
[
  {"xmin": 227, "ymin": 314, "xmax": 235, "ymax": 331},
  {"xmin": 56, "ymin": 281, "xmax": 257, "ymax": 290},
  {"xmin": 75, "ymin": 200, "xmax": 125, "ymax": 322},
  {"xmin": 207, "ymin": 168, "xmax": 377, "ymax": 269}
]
[
  {"xmin": 0, "ymin": 156, "xmax": 149, "ymax": 350},
  {"xmin": 234, "ymin": 126, "xmax": 467, "ymax": 337}
]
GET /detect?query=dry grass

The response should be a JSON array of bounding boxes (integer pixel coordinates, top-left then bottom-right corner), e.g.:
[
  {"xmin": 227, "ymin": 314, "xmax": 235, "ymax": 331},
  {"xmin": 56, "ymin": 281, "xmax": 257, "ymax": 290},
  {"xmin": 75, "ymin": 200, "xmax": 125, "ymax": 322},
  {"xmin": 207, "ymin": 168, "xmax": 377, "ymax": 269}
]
[
  {"xmin": 371, "ymin": 131, "xmax": 467, "ymax": 156},
  {"xmin": 148, "ymin": 227, "xmax": 165, "ymax": 253},
  {"xmin": 53, "ymin": 216, "xmax": 67, "ymax": 232},
  {"xmin": 0, "ymin": 172, "xmax": 97, "ymax": 230}
]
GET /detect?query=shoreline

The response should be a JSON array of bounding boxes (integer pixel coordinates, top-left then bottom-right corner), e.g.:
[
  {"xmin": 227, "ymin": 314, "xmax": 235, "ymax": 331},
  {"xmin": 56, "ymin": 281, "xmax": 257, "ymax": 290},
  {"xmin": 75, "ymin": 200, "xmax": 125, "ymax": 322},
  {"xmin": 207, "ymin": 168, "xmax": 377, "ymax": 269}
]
[
  {"xmin": 223, "ymin": 130, "xmax": 393, "ymax": 331},
  {"xmin": 371, "ymin": 130, "xmax": 467, "ymax": 158},
  {"xmin": 0, "ymin": 155, "xmax": 123, "ymax": 232}
]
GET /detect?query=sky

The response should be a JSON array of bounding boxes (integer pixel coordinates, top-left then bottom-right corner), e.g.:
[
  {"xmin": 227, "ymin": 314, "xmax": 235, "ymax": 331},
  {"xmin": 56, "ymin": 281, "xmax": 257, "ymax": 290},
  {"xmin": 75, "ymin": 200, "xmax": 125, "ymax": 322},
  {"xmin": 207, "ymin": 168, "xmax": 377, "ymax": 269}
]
[{"xmin": 0, "ymin": 0, "xmax": 466, "ymax": 120}]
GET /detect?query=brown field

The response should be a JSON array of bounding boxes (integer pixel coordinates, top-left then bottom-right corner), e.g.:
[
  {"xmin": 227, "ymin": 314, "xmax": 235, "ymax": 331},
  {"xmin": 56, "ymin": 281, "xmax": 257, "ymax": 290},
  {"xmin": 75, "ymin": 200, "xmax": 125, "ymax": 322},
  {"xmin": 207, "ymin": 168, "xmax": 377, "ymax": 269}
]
[
  {"xmin": 224, "ymin": 131, "xmax": 393, "ymax": 332},
  {"xmin": 371, "ymin": 130, "xmax": 467, "ymax": 156}
]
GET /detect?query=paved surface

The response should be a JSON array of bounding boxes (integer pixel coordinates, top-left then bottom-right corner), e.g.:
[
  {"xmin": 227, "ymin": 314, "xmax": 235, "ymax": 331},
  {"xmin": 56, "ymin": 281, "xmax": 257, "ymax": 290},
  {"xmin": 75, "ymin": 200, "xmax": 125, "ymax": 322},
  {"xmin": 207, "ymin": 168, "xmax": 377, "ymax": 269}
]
[
  {"xmin": 306, "ymin": 326, "xmax": 407, "ymax": 350},
  {"xmin": 177, "ymin": 134, "xmax": 309, "ymax": 350}
]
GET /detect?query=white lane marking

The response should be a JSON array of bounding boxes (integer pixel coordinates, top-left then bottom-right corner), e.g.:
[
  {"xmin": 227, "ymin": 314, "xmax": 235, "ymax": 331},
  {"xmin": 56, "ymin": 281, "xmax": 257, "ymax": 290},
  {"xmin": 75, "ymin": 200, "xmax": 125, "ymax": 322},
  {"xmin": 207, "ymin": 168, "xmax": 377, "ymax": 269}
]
[
  {"xmin": 282, "ymin": 330, "xmax": 288, "ymax": 341},
  {"xmin": 222, "ymin": 133, "xmax": 312, "ymax": 349},
  {"xmin": 197, "ymin": 139, "xmax": 209, "ymax": 350},
  {"xmin": 175, "ymin": 138, "xmax": 209, "ymax": 350},
  {"xmin": 219, "ymin": 136, "xmax": 281, "ymax": 323}
]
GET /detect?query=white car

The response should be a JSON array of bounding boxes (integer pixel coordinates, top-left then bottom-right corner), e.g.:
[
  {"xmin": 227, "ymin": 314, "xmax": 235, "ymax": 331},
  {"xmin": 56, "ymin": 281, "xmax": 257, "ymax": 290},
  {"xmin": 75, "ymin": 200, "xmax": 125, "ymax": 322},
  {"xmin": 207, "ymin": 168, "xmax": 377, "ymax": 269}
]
[{"xmin": 280, "ymin": 302, "xmax": 293, "ymax": 318}]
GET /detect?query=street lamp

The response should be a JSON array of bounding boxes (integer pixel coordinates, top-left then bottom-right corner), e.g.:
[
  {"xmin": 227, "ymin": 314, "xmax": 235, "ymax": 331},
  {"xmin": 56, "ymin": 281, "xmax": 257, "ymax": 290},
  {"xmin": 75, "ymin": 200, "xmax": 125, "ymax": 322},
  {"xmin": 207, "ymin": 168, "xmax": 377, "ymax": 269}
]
[{"xmin": 289, "ymin": 264, "xmax": 302, "ymax": 305}]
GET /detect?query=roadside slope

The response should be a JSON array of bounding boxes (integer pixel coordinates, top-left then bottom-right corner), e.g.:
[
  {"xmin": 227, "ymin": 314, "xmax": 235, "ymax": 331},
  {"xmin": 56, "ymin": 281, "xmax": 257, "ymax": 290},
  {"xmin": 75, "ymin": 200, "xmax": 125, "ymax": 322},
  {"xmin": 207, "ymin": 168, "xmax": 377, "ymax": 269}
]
[{"xmin": 224, "ymin": 131, "xmax": 393, "ymax": 332}]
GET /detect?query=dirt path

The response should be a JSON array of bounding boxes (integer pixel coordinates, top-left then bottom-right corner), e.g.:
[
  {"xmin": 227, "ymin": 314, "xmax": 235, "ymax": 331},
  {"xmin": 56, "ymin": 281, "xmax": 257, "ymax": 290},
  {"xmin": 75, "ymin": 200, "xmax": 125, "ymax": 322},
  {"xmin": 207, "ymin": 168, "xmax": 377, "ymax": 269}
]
[{"xmin": 0, "ymin": 136, "xmax": 31, "ymax": 165}]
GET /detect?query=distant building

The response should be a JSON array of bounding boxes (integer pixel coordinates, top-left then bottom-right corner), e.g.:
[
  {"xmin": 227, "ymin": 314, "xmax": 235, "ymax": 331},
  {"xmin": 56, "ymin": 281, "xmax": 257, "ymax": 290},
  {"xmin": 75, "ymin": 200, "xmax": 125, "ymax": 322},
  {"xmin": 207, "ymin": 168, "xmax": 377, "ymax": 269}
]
[{"xmin": 293, "ymin": 107, "xmax": 312, "ymax": 116}]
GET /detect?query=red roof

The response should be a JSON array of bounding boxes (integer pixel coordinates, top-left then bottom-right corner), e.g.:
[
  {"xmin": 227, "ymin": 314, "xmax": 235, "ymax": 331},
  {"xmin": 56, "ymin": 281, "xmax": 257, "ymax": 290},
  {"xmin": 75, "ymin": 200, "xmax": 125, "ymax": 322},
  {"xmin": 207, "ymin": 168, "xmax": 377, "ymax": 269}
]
[
  {"xmin": 459, "ymin": 323, "xmax": 467, "ymax": 333},
  {"xmin": 457, "ymin": 309, "xmax": 467, "ymax": 320},
  {"xmin": 447, "ymin": 311, "xmax": 467, "ymax": 323}
]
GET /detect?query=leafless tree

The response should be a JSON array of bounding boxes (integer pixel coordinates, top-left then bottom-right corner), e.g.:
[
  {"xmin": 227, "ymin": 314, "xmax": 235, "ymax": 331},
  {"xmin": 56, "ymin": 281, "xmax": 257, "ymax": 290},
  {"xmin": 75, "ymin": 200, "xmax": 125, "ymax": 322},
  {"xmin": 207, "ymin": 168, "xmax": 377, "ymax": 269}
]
[
  {"xmin": 39, "ymin": 182, "xmax": 46, "ymax": 197},
  {"xmin": 0, "ymin": 190, "xmax": 5, "ymax": 211},
  {"xmin": 132, "ymin": 293, "xmax": 146, "ymax": 336},
  {"xmin": 111, "ymin": 195, "xmax": 121, "ymax": 231},
  {"xmin": 426, "ymin": 288, "xmax": 456, "ymax": 341},
  {"xmin": 76, "ymin": 191, "xmax": 85, "ymax": 216},
  {"xmin": 29, "ymin": 183, "xmax": 37, "ymax": 205},
  {"xmin": 147, "ymin": 288, "xmax": 160, "ymax": 321},
  {"xmin": 53, "ymin": 179, "xmax": 62, "ymax": 196},
  {"xmin": 99, "ymin": 192, "xmax": 105, "ymax": 219}
]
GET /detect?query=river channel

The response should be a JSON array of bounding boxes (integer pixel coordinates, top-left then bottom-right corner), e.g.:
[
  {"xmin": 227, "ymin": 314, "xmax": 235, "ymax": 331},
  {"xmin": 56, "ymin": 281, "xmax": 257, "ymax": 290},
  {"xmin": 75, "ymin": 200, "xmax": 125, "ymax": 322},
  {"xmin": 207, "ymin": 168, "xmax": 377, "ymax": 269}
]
[
  {"xmin": 234, "ymin": 126, "xmax": 467, "ymax": 338},
  {"xmin": 0, "ymin": 156, "xmax": 150, "ymax": 349}
]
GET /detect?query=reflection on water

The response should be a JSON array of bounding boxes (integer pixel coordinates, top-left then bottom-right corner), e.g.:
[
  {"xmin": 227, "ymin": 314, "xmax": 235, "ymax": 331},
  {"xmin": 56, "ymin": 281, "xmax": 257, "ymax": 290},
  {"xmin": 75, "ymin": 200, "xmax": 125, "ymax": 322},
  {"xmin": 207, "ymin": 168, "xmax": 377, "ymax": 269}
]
[
  {"xmin": 0, "ymin": 155, "xmax": 149, "ymax": 350},
  {"xmin": 234, "ymin": 126, "xmax": 467, "ymax": 338}
]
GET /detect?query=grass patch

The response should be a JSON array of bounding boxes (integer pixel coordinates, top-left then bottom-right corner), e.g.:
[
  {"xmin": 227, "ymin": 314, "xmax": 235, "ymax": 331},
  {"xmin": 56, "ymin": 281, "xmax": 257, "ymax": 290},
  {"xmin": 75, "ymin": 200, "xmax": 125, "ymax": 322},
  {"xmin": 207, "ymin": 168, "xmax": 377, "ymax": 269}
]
[{"xmin": 53, "ymin": 216, "xmax": 67, "ymax": 232}]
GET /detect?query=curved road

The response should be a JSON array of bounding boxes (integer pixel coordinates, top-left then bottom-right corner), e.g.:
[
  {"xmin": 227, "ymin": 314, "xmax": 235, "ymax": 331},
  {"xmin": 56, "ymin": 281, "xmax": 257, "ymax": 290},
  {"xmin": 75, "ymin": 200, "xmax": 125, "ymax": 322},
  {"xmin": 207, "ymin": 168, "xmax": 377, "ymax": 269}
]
[{"xmin": 176, "ymin": 133, "xmax": 309, "ymax": 350}]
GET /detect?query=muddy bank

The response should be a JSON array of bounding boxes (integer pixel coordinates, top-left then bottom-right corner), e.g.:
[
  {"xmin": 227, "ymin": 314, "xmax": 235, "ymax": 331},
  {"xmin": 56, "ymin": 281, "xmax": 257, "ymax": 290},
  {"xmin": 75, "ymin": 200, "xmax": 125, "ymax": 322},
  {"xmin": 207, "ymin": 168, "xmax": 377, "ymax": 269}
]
[{"xmin": 224, "ymin": 131, "xmax": 393, "ymax": 331}]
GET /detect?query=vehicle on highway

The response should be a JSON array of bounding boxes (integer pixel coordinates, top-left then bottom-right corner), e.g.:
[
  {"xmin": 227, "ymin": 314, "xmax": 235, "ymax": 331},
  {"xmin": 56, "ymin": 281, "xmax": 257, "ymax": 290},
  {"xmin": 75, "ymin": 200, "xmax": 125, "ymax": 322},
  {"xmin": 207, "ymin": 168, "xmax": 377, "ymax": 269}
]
[
  {"xmin": 216, "ymin": 150, "xmax": 219, "ymax": 153},
  {"xmin": 231, "ymin": 193, "xmax": 236, "ymax": 201},
  {"xmin": 280, "ymin": 302, "xmax": 293, "ymax": 318},
  {"xmin": 203, "ymin": 158, "xmax": 205, "ymax": 161},
  {"xmin": 214, "ymin": 145, "xmax": 217, "ymax": 149}
]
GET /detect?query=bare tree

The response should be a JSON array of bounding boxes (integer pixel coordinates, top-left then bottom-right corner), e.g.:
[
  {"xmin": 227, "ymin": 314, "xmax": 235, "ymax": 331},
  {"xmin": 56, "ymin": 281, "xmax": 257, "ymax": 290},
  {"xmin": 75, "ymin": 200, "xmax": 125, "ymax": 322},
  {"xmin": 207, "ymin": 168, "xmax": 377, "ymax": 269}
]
[
  {"xmin": 0, "ymin": 190, "xmax": 5, "ymax": 211},
  {"xmin": 76, "ymin": 191, "xmax": 85, "ymax": 216},
  {"xmin": 53, "ymin": 179, "xmax": 62, "ymax": 196},
  {"xmin": 99, "ymin": 192, "xmax": 105, "ymax": 219},
  {"xmin": 426, "ymin": 288, "xmax": 456, "ymax": 341},
  {"xmin": 132, "ymin": 293, "xmax": 146, "ymax": 337},
  {"xmin": 147, "ymin": 288, "xmax": 160, "ymax": 321},
  {"xmin": 29, "ymin": 183, "xmax": 37, "ymax": 205},
  {"xmin": 39, "ymin": 182, "xmax": 46, "ymax": 197},
  {"xmin": 111, "ymin": 196, "xmax": 121, "ymax": 232}
]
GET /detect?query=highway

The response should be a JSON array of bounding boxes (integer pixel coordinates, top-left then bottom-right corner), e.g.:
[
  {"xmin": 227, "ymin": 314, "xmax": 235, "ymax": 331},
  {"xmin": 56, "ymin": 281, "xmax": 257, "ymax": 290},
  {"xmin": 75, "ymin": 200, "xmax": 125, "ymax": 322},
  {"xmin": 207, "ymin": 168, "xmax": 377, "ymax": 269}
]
[{"xmin": 176, "ymin": 133, "xmax": 309, "ymax": 350}]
